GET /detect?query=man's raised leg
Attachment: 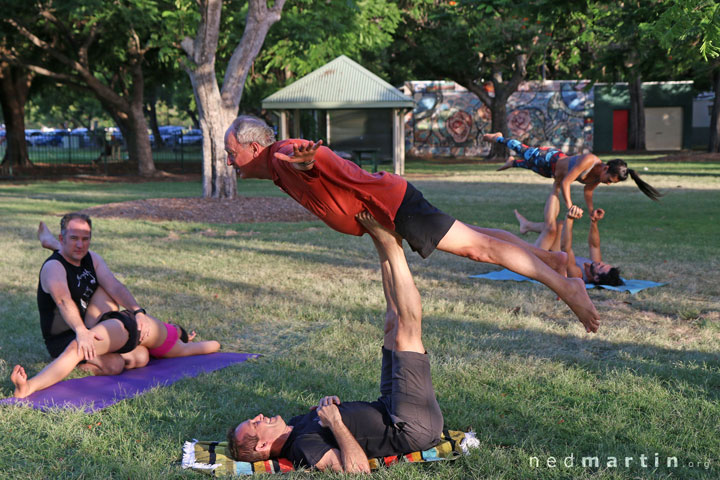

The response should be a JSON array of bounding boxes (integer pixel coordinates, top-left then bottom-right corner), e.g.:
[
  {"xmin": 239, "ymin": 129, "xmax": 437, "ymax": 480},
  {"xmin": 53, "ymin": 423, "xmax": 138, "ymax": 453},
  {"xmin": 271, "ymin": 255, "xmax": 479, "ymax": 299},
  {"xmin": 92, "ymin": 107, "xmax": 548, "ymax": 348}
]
[
  {"xmin": 465, "ymin": 224, "xmax": 567, "ymax": 276},
  {"xmin": 436, "ymin": 221, "xmax": 599, "ymax": 333},
  {"xmin": 357, "ymin": 212, "xmax": 443, "ymax": 452},
  {"xmin": 357, "ymin": 212, "xmax": 423, "ymax": 353}
]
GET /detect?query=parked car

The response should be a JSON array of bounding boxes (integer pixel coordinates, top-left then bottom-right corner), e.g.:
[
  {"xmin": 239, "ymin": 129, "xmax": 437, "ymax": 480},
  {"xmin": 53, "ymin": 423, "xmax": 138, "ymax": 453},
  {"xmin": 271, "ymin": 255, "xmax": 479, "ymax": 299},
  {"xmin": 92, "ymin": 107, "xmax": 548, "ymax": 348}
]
[
  {"xmin": 179, "ymin": 129, "xmax": 203, "ymax": 145},
  {"xmin": 25, "ymin": 129, "xmax": 62, "ymax": 146},
  {"xmin": 157, "ymin": 125, "xmax": 185, "ymax": 146}
]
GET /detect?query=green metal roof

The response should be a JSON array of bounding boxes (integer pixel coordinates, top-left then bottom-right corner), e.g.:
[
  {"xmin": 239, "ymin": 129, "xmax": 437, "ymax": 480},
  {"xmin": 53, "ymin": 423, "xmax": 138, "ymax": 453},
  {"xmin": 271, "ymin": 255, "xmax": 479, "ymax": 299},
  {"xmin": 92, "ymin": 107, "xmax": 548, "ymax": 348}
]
[{"xmin": 261, "ymin": 55, "xmax": 414, "ymax": 109}]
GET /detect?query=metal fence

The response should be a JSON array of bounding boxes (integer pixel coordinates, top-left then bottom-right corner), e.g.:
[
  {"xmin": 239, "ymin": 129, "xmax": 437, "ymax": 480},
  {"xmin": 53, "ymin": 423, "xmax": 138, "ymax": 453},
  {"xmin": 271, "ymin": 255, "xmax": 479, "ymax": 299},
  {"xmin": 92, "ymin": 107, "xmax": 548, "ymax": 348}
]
[{"xmin": 0, "ymin": 132, "xmax": 203, "ymax": 170}]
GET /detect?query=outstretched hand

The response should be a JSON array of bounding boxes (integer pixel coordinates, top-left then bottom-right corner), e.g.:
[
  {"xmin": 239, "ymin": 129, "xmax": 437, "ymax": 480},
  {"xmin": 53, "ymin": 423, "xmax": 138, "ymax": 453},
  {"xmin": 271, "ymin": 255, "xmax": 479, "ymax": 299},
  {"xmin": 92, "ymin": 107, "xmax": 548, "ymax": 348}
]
[
  {"xmin": 591, "ymin": 208, "xmax": 605, "ymax": 222},
  {"xmin": 273, "ymin": 140, "xmax": 323, "ymax": 164}
]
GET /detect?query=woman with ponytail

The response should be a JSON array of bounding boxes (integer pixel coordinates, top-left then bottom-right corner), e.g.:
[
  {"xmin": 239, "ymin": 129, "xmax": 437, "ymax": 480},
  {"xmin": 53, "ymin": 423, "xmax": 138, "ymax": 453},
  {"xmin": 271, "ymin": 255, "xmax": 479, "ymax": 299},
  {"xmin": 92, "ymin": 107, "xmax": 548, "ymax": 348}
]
[{"xmin": 483, "ymin": 132, "xmax": 662, "ymax": 250}]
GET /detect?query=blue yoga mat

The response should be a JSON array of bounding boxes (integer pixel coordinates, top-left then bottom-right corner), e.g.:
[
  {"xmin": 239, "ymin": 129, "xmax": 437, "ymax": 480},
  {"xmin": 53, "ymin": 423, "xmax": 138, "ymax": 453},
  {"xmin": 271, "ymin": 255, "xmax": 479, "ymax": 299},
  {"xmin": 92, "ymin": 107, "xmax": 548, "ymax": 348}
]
[
  {"xmin": 1, "ymin": 352, "xmax": 259, "ymax": 413},
  {"xmin": 469, "ymin": 269, "xmax": 666, "ymax": 295}
]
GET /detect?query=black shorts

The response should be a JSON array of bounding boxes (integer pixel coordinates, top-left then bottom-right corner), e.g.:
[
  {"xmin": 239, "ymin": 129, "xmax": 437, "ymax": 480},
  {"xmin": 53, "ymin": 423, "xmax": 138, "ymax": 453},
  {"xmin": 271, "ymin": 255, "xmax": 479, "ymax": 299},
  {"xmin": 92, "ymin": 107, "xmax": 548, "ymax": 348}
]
[
  {"xmin": 45, "ymin": 329, "xmax": 77, "ymax": 359},
  {"xmin": 394, "ymin": 182, "xmax": 456, "ymax": 258},
  {"xmin": 44, "ymin": 310, "xmax": 139, "ymax": 358}
]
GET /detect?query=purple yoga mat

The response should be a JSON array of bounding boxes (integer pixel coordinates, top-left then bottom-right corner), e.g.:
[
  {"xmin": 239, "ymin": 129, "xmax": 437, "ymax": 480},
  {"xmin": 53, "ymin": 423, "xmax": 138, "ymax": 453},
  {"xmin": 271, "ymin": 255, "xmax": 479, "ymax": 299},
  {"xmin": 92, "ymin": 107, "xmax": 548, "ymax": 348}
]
[{"xmin": 1, "ymin": 352, "xmax": 259, "ymax": 413}]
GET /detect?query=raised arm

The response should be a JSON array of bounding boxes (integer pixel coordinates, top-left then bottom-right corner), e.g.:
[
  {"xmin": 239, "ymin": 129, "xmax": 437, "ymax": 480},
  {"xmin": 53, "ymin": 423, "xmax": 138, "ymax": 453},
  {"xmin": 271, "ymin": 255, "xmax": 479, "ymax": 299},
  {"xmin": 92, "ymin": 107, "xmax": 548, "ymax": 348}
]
[
  {"xmin": 91, "ymin": 251, "xmax": 149, "ymax": 342},
  {"xmin": 40, "ymin": 261, "xmax": 102, "ymax": 360},
  {"xmin": 588, "ymin": 209, "xmax": 604, "ymax": 263},
  {"xmin": 560, "ymin": 155, "xmax": 598, "ymax": 211},
  {"xmin": 273, "ymin": 140, "xmax": 323, "ymax": 171},
  {"xmin": 560, "ymin": 214, "xmax": 583, "ymax": 279},
  {"xmin": 315, "ymin": 403, "xmax": 370, "ymax": 473},
  {"xmin": 583, "ymin": 184, "xmax": 599, "ymax": 216}
]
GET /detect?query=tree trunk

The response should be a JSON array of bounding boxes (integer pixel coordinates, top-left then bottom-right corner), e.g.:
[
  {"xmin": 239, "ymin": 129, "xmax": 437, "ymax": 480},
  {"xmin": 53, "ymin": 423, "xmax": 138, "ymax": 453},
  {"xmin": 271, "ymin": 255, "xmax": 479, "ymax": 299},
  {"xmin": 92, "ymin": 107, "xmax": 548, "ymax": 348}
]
[
  {"xmin": 628, "ymin": 74, "xmax": 646, "ymax": 151},
  {"xmin": 146, "ymin": 89, "xmax": 165, "ymax": 148},
  {"xmin": 99, "ymin": 98, "xmax": 156, "ymax": 176},
  {"xmin": 709, "ymin": 67, "xmax": 720, "ymax": 153},
  {"xmin": 190, "ymin": 72, "xmax": 236, "ymax": 198},
  {"xmin": 182, "ymin": 0, "xmax": 286, "ymax": 199},
  {"xmin": 488, "ymin": 90, "xmax": 510, "ymax": 160},
  {"xmin": 124, "ymin": 103, "xmax": 155, "ymax": 176},
  {"xmin": 0, "ymin": 64, "xmax": 33, "ymax": 168}
]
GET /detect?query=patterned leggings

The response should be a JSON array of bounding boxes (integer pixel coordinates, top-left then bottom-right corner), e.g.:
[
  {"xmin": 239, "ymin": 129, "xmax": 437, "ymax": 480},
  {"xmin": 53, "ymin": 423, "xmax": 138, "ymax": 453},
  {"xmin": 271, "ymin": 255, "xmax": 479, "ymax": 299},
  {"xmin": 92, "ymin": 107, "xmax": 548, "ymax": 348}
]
[{"xmin": 497, "ymin": 137, "xmax": 566, "ymax": 178}]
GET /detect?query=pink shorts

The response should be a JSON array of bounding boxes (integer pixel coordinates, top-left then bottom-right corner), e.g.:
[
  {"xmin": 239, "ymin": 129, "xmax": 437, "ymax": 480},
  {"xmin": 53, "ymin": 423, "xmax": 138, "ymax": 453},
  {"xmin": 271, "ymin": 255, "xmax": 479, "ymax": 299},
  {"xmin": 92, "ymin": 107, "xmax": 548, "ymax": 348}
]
[{"xmin": 149, "ymin": 322, "xmax": 179, "ymax": 358}]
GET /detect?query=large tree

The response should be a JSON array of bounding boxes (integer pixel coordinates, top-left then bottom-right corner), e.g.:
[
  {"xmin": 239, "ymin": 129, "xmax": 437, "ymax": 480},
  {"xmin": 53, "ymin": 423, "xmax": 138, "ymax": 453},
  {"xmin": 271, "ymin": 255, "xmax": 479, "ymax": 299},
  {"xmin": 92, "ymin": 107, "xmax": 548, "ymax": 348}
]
[
  {"xmin": 176, "ymin": 0, "xmax": 287, "ymax": 199},
  {"xmin": 394, "ymin": 0, "xmax": 585, "ymax": 159},
  {"xmin": 583, "ymin": 1, "xmax": 676, "ymax": 151},
  {"xmin": 0, "ymin": 25, "xmax": 36, "ymax": 170},
  {"xmin": 645, "ymin": 0, "xmax": 720, "ymax": 152},
  {"xmin": 3, "ymin": 0, "xmax": 162, "ymax": 175},
  {"xmin": 0, "ymin": 61, "xmax": 33, "ymax": 170}
]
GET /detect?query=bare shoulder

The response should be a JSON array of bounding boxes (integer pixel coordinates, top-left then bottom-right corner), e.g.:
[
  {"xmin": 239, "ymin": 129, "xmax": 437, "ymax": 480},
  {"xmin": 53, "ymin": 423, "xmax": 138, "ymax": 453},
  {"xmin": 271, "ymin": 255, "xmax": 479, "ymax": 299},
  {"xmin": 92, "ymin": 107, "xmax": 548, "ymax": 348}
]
[
  {"xmin": 40, "ymin": 259, "xmax": 69, "ymax": 294},
  {"xmin": 40, "ymin": 258, "xmax": 65, "ymax": 278}
]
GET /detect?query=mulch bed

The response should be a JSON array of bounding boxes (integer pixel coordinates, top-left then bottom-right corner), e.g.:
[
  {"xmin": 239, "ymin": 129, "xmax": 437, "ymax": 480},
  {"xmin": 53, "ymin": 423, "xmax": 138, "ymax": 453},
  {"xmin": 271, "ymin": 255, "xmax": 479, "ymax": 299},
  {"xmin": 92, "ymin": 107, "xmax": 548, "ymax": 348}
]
[{"xmin": 80, "ymin": 196, "xmax": 318, "ymax": 224}]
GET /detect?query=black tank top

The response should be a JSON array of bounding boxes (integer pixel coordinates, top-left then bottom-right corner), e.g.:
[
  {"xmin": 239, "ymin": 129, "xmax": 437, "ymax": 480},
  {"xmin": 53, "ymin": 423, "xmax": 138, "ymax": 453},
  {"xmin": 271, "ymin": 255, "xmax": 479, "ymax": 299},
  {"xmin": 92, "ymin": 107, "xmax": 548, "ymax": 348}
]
[{"xmin": 37, "ymin": 250, "xmax": 99, "ymax": 340}]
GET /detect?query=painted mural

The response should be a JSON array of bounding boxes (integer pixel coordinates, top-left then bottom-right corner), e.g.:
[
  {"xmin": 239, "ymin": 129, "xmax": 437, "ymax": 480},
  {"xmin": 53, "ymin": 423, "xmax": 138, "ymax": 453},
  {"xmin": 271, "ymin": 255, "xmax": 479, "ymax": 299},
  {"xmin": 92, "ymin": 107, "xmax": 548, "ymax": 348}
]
[{"xmin": 404, "ymin": 80, "xmax": 594, "ymax": 157}]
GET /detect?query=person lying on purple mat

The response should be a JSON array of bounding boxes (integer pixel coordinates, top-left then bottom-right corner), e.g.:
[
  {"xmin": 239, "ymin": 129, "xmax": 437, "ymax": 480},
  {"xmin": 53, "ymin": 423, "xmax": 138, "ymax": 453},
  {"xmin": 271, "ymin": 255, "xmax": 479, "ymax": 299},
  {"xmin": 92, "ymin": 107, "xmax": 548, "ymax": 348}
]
[
  {"xmin": 10, "ymin": 215, "xmax": 220, "ymax": 398},
  {"xmin": 227, "ymin": 212, "xmax": 443, "ymax": 473}
]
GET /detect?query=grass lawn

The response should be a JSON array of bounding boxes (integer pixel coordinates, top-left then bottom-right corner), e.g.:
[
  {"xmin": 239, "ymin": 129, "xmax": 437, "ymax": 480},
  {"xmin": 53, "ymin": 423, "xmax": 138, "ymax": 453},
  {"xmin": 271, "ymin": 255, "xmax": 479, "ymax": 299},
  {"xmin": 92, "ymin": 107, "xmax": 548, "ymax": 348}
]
[{"xmin": 0, "ymin": 157, "xmax": 718, "ymax": 479}]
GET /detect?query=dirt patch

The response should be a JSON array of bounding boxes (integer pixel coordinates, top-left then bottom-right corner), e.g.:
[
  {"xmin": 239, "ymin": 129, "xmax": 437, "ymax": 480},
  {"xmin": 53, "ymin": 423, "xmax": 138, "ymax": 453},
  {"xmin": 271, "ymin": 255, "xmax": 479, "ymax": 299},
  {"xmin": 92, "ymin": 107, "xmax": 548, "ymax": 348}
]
[{"xmin": 80, "ymin": 196, "xmax": 317, "ymax": 224}]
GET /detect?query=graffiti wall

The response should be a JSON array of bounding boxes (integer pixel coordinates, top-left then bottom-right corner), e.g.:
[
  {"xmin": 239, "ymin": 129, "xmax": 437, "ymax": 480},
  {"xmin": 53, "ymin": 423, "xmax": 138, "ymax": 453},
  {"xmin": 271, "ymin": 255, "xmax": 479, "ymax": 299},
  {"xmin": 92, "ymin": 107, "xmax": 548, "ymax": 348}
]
[{"xmin": 404, "ymin": 80, "xmax": 593, "ymax": 157}]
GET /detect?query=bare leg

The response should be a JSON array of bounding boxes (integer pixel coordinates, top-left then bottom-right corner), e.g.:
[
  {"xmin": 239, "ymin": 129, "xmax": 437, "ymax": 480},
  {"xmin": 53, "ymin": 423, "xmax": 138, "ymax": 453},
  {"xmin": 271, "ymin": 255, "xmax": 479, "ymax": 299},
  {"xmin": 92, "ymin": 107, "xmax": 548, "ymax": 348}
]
[
  {"xmin": 535, "ymin": 186, "xmax": 561, "ymax": 250},
  {"xmin": 369, "ymin": 230, "xmax": 400, "ymax": 349},
  {"xmin": 164, "ymin": 340, "xmax": 221, "ymax": 358},
  {"xmin": 436, "ymin": 221, "xmax": 599, "ymax": 333},
  {"xmin": 11, "ymin": 319, "xmax": 130, "ymax": 398},
  {"xmin": 358, "ymin": 212, "xmax": 424, "ymax": 353},
  {"xmin": 514, "ymin": 210, "xmax": 564, "ymax": 252},
  {"xmin": 38, "ymin": 222, "xmax": 61, "ymax": 251},
  {"xmin": 76, "ymin": 287, "xmax": 149, "ymax": 374},
  {"xmin": 514, "ymin": 210, "xmax": 544, "ymax": 235},
  {"xmin": 467, "ymin": 224, "xmax": 567, "ymax": 277}
]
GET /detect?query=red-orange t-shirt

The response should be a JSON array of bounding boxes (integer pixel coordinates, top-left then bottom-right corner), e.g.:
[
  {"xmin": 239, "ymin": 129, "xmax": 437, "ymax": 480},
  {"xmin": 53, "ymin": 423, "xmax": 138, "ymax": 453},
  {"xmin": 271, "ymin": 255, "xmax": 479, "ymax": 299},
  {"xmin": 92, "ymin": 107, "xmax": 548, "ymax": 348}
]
[{"xmin": 267, "ymin": 140, "xmax": 407, "ymax": 236}]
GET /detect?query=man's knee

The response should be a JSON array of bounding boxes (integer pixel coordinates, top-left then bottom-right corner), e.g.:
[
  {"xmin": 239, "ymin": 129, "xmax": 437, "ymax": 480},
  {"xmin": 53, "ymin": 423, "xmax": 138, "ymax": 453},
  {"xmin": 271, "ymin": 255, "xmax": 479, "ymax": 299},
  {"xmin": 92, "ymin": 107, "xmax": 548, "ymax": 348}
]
[{"xmin": 88, "ymin": 354, "xmax": 125, "ymax": 376}]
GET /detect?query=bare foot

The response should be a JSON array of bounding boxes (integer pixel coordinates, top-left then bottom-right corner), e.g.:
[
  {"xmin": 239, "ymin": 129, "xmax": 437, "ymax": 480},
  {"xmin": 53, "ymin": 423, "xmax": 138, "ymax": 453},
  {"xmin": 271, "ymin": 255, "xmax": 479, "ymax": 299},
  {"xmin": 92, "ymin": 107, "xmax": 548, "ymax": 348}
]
[
  {"xmin": 37, "ymin": 222, "xmax": 60, "ymax": 250},
  {"xmin": 560, "ymin": 277, "xmax": 600, "ymax": 333},
  {"xmin": 482, "ymin": 132, "xmax": 503, "ymax": 143},
  {"xmin": 11, "ymin": 365, "xmax": 31, "ymax": 398},
  {"xmin": 355, "ymin": 211, "xmax": 401, "ymax": 248},
  {"xmin": 514, "ymin": 209, "xmax": 531, "ymax": 235}
]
